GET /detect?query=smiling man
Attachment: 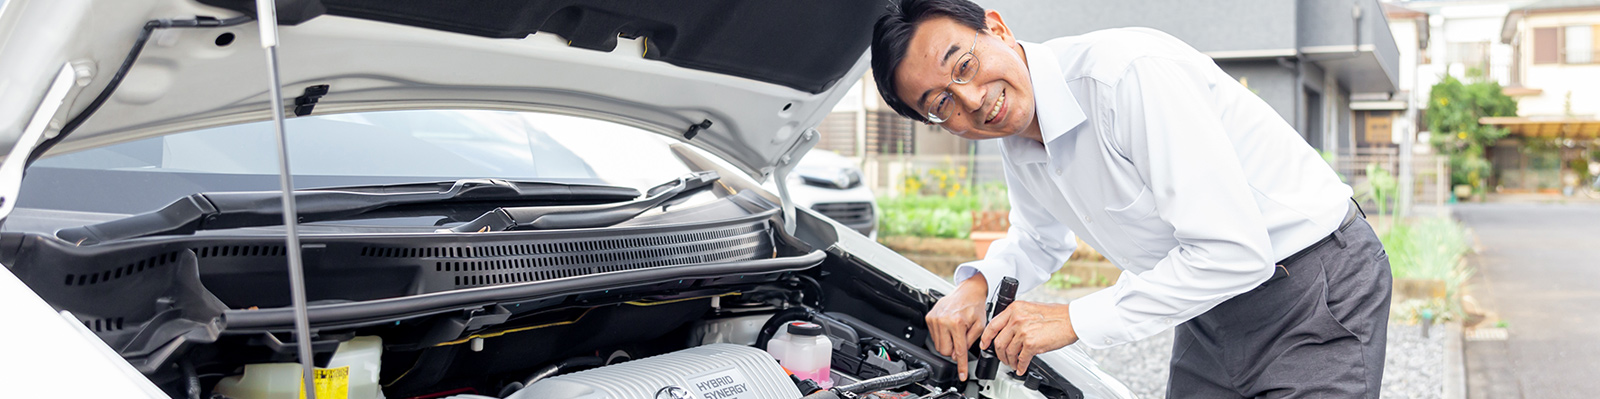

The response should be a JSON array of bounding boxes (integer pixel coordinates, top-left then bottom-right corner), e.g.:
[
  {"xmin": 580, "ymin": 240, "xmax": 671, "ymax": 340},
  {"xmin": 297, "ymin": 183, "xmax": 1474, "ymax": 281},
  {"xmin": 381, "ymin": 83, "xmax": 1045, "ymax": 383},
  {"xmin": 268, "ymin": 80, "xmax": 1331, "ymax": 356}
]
[{"xmin": 870, "ymin": 0, "xmax": 1392, "ymax": 397}]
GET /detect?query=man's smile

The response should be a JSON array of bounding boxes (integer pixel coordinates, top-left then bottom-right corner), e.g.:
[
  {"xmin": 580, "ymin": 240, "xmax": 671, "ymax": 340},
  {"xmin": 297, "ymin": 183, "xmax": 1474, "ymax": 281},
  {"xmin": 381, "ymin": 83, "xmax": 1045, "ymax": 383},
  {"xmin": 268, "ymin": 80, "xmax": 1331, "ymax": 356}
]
[{"xmin": 985, "ymin": 87, "xmax": 1007, "ymax": 125}]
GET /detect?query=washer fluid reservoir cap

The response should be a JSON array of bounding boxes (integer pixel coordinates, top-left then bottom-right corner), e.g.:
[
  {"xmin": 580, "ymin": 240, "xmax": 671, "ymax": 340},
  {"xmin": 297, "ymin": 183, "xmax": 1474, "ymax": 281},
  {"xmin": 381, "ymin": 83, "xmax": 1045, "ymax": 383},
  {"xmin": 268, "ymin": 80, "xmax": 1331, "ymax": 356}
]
[{"xmin": 786, "ymin": 321, "xmax": 824, "ymax": 336}]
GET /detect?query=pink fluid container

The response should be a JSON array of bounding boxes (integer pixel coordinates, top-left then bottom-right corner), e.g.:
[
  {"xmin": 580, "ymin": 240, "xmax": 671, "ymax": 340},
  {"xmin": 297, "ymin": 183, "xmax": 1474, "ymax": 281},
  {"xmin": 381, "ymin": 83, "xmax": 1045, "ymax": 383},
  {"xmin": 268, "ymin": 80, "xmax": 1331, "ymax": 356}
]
[{"xmin": 766, "ymin": 321, "xmax": 833, "ymax": 388}]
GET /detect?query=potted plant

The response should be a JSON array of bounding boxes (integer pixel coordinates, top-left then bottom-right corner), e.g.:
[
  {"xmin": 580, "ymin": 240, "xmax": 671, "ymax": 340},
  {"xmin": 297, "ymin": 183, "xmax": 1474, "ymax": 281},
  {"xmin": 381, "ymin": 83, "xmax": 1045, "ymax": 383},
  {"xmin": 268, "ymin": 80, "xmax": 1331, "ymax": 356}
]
[
  {"xmin": 970, "ymin": 210, "xmax": 1008, "ymax": 258},
  {"xmin": 970, "ymin": 183, "xmax": 1010, "ymax": 258},
  {"xmin": 1453, "ymin": 184, "xmax": 1474, "ymax": 202}
]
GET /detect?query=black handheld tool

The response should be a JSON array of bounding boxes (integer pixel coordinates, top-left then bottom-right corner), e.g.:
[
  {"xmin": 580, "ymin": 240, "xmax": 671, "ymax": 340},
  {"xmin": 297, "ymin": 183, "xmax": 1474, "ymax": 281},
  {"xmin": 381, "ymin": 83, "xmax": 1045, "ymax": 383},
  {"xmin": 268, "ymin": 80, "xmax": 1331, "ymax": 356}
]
[
  {"xmin": 990, "ymin": 276, "xmax": 1019, "ymax": 319},
  {"xmin": 972, "ymin": 276, "xmax": 1019, "ymax": 380}
]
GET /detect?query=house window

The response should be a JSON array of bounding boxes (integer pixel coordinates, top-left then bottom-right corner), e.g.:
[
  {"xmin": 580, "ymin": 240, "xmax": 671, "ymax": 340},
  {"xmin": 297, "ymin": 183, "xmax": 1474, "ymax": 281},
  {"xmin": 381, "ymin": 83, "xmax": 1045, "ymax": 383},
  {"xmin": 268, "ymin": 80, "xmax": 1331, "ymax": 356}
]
[
  {"xmin": 1567, "ymin": 25, "xmax": 1594, "ymax": 64},
  {"xmin": 1534, "ymin": 25, "xmax": 1600, "ymax": 64},
  {"xmin": 1447, "ymin": 41, "xmax": 1490, "ymax": 69},
  {"xmin": 1535, "ymin": 27, "xmax": 1559, "ymax": 64}
]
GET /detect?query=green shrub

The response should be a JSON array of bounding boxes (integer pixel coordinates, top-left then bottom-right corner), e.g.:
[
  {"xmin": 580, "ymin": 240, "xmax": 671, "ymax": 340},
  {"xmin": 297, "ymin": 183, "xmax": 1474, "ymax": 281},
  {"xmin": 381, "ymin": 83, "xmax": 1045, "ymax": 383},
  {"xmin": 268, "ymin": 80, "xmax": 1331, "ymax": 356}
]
[
  {"xmin": 1381, "ymin": 217, "xmax": 1475, "ymax": 317},
  {"xmin": 877, "ymin": 195, "xmax": 977, "ymax": 238},
  {"xmin": 1425, "ymin": 73, "xmax": 1517, "ymax": 191},
  {"xmin": 1356, "ymin": 163, "xmax": 1398, "ymax": 218}
]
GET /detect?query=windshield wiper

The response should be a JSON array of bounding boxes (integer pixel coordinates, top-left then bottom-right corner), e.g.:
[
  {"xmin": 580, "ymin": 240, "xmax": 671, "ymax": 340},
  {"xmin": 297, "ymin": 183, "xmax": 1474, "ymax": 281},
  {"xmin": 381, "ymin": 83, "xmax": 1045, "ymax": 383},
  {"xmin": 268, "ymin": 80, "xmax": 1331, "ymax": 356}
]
[
  {"xmin": 447, "ymin": 171, "xmax": 720, "ymax": 232},
  {"xmin": 56, "ymin": 179, "xmax": 640, "ymax": 245}
]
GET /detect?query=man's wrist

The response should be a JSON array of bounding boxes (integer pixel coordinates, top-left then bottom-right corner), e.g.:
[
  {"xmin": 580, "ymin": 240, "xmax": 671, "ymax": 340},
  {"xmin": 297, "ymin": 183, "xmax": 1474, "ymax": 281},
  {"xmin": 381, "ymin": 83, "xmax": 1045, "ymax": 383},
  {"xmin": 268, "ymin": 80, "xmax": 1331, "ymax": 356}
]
[
  {"xmin": 1058, "ymin": 302, "xmax": 1078, "ymax": 343},
  {"xmin": 960, "ymin": 272, "xmax": 989, "ymax": 297}
]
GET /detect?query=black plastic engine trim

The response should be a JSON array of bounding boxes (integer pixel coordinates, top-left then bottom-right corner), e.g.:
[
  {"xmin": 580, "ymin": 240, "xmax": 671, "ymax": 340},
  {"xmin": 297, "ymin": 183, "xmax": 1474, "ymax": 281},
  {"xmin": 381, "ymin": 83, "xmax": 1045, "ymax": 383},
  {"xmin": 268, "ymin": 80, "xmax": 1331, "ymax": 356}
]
[{"xmin": 222, "ymin": 249, "xmax": 824, "ymax": 331}]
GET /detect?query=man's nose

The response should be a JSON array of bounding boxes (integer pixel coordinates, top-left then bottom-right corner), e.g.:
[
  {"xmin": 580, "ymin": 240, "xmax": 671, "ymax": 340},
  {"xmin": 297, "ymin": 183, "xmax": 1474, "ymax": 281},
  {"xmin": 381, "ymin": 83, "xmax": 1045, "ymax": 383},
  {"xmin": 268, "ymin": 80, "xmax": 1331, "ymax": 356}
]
[{"xmin": 950, "ymin": 84, "xmax": 985, "ymax": 113}]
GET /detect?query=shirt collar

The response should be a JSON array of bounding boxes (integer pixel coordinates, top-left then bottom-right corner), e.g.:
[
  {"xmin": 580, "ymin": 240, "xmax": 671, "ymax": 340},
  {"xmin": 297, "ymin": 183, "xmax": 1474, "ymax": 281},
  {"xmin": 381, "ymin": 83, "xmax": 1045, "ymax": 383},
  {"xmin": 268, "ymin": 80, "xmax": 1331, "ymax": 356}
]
[{"xmin": 1019, "ymin": 41, "xmax": 1086, "ymax": 144}]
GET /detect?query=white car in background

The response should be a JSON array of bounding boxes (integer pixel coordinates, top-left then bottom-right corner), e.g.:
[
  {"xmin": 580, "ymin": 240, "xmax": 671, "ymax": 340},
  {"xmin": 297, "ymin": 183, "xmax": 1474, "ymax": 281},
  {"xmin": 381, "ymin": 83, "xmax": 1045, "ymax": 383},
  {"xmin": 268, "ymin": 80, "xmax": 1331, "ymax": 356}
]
[{"xmin": 780, "ymin": 149, "xmax": 878, "ymax": 238}]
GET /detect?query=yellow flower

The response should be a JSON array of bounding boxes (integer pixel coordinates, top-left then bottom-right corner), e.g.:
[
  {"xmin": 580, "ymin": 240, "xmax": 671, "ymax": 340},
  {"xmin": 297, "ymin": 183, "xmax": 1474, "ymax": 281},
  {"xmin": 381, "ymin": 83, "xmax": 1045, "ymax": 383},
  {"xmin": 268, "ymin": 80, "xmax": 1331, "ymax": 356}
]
[
  {"xmin": 1438, "ymin": 98, "xmax": 1449, "ymax": 106},
  {"xmin": 1457, "ymin": 132, "xmax": 1467, "ymax": 140}
]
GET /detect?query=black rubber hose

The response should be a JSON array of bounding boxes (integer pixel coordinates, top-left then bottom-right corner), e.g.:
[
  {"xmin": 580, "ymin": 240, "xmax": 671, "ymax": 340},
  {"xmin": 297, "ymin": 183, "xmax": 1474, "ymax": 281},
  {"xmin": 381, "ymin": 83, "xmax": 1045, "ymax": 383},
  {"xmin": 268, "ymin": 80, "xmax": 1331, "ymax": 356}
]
[
  {"xmin": 793, "ymin": 274, "xmax": 825, "ymax": 306},
  {"xmin": 755, "ymin": 307, "xmax": 813, "ymax": 350},
  {"xmin": 26, "ymin": 16, "xmax": 252, "ymax": 164},
  {"xmin": 181, "ymin": 361, "xmax": 201, "ymax": 399},
  {"xmin": 833, "ymin": 367, "xmax": 931, "ymax": 394}
]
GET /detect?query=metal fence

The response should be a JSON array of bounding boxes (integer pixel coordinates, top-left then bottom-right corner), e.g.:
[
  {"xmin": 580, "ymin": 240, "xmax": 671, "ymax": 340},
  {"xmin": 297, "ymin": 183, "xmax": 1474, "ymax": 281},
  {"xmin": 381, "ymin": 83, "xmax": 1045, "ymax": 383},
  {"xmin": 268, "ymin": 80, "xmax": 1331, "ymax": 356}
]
[
  {"xmin": 855, "ymin": 149, "xmax": 1451, "ymax": 210},
  {"xmin": 1336, "ymin": 147, "xmax": 1451, "ymax": 210},
  {"xmin": 849, "ymin": 154, "xmax": 1007, "ymax": 197}
]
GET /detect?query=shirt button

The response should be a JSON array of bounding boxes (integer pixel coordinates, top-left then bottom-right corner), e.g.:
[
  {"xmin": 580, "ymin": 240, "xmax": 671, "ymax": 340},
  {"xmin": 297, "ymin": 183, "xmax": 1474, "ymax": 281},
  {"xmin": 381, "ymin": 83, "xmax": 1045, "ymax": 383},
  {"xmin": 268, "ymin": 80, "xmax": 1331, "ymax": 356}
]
[
  {"xmin": 1104, "ymin": 338, "xmax": 1113, "ymax": 345},
  {"xmin": 1054, "ymin": 167, "xmax": 1063, "ymax": 175}
]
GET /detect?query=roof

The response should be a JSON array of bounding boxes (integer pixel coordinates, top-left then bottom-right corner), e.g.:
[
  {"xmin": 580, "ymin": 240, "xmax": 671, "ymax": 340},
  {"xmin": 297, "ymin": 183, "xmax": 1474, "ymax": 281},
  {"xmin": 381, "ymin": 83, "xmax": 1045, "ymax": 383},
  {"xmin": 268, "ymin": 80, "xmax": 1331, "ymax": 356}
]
[
  {"xmin": 1503, "ymin": 0, "xmax": 1600, "ymax": 43},
  {"xmin": 1514, "ymin": 0, "xmax": 1600, "ymax": 12},
  {"xmin": 1384, "ymin": 3, "xmax": 1429, "ymax": 19},
  {"xmin": 1481, "ymin": 117, "xmax": 1600, "ymax": 138}
]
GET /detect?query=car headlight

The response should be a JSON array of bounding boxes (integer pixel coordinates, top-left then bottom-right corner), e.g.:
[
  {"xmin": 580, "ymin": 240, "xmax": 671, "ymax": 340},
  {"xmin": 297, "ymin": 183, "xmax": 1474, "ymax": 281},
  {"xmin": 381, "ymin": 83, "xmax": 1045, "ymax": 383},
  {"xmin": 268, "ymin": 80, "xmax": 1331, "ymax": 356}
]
[{"xmin": 832, "ymin": 172, "xmax": 852, "ymax": 190}]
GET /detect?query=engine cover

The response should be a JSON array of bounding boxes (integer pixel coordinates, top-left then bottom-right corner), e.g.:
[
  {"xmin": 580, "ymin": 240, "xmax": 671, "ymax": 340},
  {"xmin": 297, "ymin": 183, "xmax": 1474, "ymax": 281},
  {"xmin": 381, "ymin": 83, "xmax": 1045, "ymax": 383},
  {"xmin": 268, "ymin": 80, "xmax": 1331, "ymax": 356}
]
[{"xmin": 511, "ymin": 344, "xmax": 802, "ymax": 399}]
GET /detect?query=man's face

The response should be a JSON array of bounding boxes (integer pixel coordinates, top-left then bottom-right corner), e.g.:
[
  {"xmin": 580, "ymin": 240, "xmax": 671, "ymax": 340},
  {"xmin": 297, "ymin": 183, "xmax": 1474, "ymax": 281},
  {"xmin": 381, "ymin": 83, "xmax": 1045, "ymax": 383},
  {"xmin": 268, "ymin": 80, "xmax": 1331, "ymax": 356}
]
[{"xmin": 892, "ymin": 14, "xmax": 1035, "ymax": 141}]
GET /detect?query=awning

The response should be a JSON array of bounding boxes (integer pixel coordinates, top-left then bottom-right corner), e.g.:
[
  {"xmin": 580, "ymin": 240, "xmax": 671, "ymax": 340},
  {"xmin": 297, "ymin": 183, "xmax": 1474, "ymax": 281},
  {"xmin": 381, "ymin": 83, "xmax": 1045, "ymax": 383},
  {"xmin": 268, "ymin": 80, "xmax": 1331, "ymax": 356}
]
[{"xmin": 1479, "ymin": 117, "xmax": 1600, "ymax": 138}]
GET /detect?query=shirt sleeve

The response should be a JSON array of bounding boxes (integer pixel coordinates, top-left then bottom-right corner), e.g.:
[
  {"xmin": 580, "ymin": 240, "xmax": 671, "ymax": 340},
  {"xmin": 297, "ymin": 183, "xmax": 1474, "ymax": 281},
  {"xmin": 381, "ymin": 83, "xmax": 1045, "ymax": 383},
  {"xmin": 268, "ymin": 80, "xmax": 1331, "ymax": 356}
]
[
  {"xmin": 953, "ymin": 160, "xmax": 1078, "ymax": 299},
  {"xmin": 1067, "ymin": 57, "xmax": 1276, "ymax": 349}
]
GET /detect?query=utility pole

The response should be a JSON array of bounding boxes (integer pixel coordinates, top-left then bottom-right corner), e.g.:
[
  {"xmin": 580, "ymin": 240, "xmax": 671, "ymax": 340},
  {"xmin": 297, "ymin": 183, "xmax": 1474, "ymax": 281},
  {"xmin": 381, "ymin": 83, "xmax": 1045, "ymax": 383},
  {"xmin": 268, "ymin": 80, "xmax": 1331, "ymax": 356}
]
[{"xmin": 856, "ymin": 77, "xmax": 868, "ymax": 160}]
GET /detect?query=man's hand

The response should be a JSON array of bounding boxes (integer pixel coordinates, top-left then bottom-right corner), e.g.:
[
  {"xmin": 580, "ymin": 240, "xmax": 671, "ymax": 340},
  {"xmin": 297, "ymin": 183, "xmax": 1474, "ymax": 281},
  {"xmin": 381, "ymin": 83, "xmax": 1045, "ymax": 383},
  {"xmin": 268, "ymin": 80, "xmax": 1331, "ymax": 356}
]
[
  {"xmin": 926, "ymin": 273, "xmax": 988, "ymax": 381},
  {"xmin": 980, "ymin": 301, "xmax": 1077, "ymax": 375}
]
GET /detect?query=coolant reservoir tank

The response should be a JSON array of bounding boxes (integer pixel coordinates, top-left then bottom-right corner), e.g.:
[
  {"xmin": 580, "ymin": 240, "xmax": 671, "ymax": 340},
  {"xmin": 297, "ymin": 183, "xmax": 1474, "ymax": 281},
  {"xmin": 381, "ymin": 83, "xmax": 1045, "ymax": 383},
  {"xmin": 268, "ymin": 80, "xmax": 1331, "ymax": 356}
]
[
  {"xmin": 213, "ymin": 336, "xmax": 385, "ymax": 399},
  {"xmin": 766, "ymin": 322, "xmax": 832, "ymax": 389}
]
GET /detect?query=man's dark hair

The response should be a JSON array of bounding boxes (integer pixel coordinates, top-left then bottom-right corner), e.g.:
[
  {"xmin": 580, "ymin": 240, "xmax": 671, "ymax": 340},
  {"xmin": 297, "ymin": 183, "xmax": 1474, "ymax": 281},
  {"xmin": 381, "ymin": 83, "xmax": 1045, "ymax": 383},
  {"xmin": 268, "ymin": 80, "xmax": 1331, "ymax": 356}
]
[{"xmin": 871, "ymin": 0, "xmax": 988, "ymax": 123}]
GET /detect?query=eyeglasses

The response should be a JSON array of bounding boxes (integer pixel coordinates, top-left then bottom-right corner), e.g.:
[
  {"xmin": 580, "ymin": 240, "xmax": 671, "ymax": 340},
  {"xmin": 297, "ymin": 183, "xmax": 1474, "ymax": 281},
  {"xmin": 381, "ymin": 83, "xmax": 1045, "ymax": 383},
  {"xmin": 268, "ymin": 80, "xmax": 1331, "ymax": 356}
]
[{"xmin": 925, "ymin": 31, "xmax": 981, "ymax": 124}]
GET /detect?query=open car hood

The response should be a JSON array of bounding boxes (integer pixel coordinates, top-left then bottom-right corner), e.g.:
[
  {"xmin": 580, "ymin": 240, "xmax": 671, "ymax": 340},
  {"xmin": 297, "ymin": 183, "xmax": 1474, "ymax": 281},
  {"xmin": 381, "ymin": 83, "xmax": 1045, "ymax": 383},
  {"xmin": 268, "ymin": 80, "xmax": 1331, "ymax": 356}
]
[{"xmin": 0, "ymin": 0, "xmax": 881, "ymax": 182}]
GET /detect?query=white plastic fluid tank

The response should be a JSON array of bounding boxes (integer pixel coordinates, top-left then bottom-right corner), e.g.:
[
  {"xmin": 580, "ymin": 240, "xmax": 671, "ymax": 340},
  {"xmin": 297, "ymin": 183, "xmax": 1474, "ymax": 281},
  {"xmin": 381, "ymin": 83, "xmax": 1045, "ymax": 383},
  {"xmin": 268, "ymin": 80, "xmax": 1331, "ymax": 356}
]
[
  {"xmin": 765, "ymin": 321, "xmax": 832, "ymax": 389},
  {"xmin": 213, "ymin": 336, "xmax": 385, "ymax": 399}
]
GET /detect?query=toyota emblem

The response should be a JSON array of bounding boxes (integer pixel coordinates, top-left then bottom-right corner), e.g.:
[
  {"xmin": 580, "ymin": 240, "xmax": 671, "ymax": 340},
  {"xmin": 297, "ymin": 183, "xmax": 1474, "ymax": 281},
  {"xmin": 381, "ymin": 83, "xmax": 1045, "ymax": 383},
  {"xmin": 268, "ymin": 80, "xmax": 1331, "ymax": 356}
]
[{"xmin": 656, "ymin": 386, "xmax": 694, "ymax": 399}]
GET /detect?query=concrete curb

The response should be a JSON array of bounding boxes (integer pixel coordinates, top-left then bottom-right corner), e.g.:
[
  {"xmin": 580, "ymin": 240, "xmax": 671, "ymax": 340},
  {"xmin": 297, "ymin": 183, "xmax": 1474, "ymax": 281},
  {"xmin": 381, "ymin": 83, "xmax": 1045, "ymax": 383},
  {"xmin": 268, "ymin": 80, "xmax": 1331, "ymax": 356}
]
[{"xmin": 1444, "ymin": 321, "xmax": 1466, "ymax": 399}]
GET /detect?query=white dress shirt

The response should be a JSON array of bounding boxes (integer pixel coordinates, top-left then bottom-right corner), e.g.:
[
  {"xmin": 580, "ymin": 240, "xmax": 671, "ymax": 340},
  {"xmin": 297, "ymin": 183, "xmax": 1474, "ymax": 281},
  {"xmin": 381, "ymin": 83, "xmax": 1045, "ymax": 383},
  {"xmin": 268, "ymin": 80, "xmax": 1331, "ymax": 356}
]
[{"xmin": 953, "ymin": 28, "xmax": 1353, "ymax": 350}]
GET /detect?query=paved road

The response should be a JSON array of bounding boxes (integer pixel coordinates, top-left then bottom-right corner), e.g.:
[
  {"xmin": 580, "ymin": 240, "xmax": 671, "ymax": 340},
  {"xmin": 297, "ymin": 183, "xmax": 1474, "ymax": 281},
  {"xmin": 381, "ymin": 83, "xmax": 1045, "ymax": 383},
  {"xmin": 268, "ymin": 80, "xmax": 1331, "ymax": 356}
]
[{"xmin": 1454, "ymin": 203, "xmax": 1600, "ymax": 399}]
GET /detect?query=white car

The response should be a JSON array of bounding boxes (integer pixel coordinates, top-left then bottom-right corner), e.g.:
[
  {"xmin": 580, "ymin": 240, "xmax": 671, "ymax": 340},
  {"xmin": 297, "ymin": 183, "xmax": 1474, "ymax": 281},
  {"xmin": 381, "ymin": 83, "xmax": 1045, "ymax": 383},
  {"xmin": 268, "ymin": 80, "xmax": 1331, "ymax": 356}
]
[
  {"xmin": 0, "ymin": 1, "xmax": 1134, "ymax": 399},
  {"xmin": 776, "ymin": 150, "xmax": 878, "ymax": 238}
]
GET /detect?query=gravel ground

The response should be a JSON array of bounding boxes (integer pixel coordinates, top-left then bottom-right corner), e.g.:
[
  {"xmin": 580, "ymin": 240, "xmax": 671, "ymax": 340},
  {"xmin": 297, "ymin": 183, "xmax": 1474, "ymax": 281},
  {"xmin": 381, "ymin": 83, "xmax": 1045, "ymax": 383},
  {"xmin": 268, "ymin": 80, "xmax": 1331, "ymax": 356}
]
[{"xmin": 1021, "ymin": 288, "xmax": 1446, "ymax": 398}]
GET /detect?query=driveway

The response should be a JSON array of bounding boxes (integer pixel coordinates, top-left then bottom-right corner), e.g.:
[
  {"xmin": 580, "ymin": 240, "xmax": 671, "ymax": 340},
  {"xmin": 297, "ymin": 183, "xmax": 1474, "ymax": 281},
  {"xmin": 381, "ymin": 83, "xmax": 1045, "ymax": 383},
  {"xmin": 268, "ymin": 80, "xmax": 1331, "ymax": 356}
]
[{"xmin": 1454, "ymin": 203, "xmax": 1600, "ymax": 398}]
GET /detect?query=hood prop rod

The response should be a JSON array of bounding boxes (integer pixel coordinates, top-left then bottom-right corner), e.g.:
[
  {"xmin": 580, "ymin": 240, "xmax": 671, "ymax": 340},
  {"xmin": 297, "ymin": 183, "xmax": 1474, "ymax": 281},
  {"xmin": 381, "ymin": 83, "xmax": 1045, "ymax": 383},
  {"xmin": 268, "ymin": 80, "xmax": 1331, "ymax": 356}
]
[
  {"xmin": 253, "ymin": 1, "xmax": 320, "ymax": 397},
  {"xmin": 770, "ymin": 128, "xmax": 819, "ymax": 234}
]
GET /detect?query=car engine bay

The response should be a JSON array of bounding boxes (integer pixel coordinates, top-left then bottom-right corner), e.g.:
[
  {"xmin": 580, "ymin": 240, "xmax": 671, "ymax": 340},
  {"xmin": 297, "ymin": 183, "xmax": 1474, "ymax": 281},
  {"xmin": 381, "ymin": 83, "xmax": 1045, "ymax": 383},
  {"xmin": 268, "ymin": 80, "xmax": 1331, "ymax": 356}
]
[{"xmin": 4, "ymin": 183, "xmax": 1085, "ymax": 399}]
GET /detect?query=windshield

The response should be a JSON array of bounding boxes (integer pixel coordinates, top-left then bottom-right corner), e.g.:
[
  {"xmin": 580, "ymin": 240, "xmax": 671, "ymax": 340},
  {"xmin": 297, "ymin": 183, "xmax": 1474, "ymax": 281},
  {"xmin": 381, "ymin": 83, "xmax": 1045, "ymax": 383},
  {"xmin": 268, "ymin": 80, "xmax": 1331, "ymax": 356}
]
[{"xmin": 19, "ymin": 110, "xmax": 692, "ymax": 215}]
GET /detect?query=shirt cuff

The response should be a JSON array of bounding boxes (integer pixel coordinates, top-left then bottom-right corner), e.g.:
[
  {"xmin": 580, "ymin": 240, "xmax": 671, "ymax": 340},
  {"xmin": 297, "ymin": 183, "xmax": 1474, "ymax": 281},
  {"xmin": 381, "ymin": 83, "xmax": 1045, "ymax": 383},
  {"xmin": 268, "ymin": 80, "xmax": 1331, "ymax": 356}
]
[
  {"xmin": 1068, "ymin": 287, "xmax": 1130, "ymax": 349},
  {"xmin": 953, "ymin": 259, "xmax": 1015, "ymax": 300}
]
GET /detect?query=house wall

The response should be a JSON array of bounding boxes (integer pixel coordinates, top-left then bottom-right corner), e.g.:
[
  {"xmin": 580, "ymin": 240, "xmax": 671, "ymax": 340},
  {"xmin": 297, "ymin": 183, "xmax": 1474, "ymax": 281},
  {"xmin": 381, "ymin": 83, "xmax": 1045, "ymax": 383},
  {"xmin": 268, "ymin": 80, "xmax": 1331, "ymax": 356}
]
[
  {"xmin": 977, "ymin": 0, "xmax": 1298, "ymax": 53},
  {"xmin": 1387, "ymin": 15, "xmax": 1423, "ymax": 146},
  {"xmin": 1391, "ymin": 17, "xmax": 1422, "ymax": 95},
  {"xmin": 1216, "ymin": 60, "xmax": 1299, "ymax": 127},
  {"xmin": 1517, "ymin": 11, "xmax": 1600, "ymax": 117}
]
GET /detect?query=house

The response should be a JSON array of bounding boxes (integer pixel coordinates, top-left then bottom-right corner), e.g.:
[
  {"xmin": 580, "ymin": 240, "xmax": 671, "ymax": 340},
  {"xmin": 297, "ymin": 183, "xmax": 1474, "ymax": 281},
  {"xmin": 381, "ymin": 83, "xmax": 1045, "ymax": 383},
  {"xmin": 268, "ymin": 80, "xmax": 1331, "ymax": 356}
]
[
  {"xmin": 1486, "ymin": 0, "xmax": 1600, "ymax": 192},
  {"xmin": 1500, "ymin": 0, "xmax": 1600, "ymax": 116}
]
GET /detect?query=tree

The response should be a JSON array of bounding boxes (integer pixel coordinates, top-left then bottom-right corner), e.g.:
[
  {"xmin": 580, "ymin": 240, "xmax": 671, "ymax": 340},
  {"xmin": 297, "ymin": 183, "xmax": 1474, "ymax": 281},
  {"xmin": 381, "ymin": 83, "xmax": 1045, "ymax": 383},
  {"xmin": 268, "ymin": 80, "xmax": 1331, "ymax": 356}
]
[{"xmin": 1425, "ymin": 73, "xmax": 1518, "ymax": 193}]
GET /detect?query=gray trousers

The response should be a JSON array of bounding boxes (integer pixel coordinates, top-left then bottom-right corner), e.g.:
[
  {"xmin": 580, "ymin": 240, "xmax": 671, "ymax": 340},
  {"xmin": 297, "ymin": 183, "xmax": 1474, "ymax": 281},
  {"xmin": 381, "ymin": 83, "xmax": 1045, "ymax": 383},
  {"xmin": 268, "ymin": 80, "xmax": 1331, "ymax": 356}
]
[{"xmin": 1167, "ymin": 211, "xmax": 1392, "ymax": 398}]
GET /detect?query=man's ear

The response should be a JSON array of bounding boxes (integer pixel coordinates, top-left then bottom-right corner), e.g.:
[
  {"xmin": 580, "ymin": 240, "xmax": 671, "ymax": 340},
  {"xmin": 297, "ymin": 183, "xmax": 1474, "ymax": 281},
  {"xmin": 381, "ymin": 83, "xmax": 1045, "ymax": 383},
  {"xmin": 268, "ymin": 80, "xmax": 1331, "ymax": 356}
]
[{"xmin": 984, "ymin": 10, "xmax": 1014, "ymax": 43}]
